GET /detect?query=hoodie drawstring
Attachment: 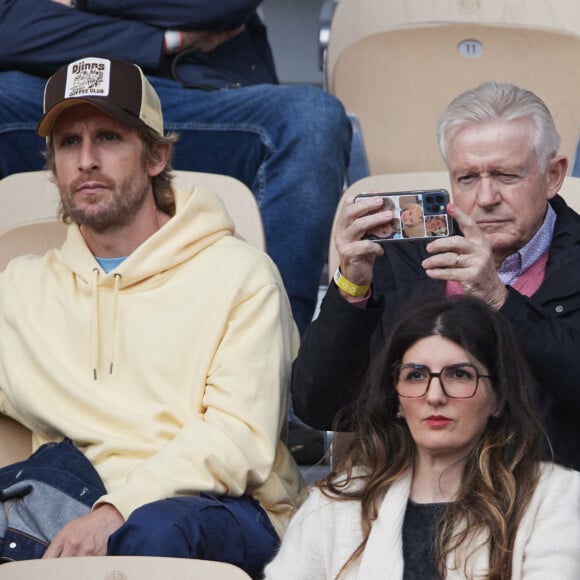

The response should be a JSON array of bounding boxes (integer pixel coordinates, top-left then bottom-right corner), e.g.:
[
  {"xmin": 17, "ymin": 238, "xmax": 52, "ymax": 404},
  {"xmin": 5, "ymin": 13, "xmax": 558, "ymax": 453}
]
[
  {"xmin": 91, "ymin": 268, "xmax": 100, "ymax": 380},
  {"xmin": 90, "ymin": 268, "xmax": 122, "ymax": 379},
  {"xmin": 109, "ymin": 273, "xmax": 122, "ymax": 375}
]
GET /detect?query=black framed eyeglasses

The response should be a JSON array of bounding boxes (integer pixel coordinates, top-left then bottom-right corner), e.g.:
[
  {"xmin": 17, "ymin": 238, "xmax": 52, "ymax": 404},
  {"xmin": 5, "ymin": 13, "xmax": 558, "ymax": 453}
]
[{"xmin": 394, "ymin": 363, "xmax": 492, "ymax": 399}]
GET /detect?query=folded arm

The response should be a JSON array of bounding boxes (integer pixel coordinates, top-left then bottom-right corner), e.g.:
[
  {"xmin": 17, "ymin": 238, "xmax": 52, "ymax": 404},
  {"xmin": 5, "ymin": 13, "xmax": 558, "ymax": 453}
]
[
  {"xmin": 0, "ymin": 0, "xmax": 262, "ymax": 75},
  {"xmin": 73, "ymin": 0, "xmax": 262, "ymax": 30},
  {"xmin": 0, "ymin": 0, "xmax": 163, "ymax": 74}
]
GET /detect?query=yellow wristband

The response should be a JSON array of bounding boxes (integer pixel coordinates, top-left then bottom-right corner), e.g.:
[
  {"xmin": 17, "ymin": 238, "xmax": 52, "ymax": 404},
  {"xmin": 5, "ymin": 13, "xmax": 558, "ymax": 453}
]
[{"xmin": 333, "ymin": 268, "xmax": 370, "ymax": 297}]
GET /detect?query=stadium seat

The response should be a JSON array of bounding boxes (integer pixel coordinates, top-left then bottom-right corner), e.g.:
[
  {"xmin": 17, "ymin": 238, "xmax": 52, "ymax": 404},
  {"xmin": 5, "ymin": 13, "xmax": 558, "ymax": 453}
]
[
  {"xmin": 0, "ymin": 556, "xmax": 251, "ymax": 579},
  {"xmin": 324, "ymin": 1, "xmax": 580, "ymax": 175},
  {"xmin": 0, "ymin": 414, "xmax": 32, "ymax": 468}
]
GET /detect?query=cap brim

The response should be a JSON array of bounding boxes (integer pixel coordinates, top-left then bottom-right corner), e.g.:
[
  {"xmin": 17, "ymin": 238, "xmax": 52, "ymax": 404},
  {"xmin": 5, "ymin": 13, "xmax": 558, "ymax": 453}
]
[{"xmin": 37, "ymin": 97, "xmax": 145, "ymax": 137}]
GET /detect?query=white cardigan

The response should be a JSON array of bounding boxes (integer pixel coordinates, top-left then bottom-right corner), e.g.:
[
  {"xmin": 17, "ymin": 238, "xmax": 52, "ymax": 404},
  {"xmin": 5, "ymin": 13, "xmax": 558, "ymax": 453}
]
[{"xmin": 264, "ymin": 463, "xmax": 580, "ymax": 579}]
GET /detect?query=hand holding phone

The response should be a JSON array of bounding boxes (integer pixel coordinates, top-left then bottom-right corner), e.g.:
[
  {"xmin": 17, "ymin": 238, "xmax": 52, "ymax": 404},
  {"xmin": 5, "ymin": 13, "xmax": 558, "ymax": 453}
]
[{"xmin": 354, "ymin": 189, "xmax": 453, "ymax": 242}]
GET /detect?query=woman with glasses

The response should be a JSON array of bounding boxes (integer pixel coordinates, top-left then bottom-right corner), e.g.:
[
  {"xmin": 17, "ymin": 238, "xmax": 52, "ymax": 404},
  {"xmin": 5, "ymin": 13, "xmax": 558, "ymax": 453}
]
[{"xmin": 265, "ymin": 296, "xmax": 580, "ymax": 579}]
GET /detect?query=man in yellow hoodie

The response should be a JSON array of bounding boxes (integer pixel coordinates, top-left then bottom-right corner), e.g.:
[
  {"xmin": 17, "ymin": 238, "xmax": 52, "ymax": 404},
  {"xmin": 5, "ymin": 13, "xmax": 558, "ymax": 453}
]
[{"xmin": 0, "ymin": 56, "xmax": 302, "ymax": 576}]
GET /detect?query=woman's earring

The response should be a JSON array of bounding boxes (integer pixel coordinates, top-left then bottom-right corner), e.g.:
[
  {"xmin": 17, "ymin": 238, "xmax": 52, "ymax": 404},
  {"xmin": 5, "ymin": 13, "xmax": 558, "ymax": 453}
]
[{"xmin": 396, "ymin": 411, "xmax": 403, "ymax": 419}]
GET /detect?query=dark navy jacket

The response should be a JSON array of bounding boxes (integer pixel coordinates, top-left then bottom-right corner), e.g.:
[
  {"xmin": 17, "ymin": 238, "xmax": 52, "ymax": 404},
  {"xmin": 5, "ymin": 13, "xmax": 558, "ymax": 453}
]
[
  {"xmin": 0, "ymin": 439, "xmax": 106, "ymax": 562},
  {"xmin": 293, "ymin": 195, "xmax": 580, "ymax": 470},
  {"xmin": 0, "ymin": 0, "xmax": 277, "ymax": 89}
]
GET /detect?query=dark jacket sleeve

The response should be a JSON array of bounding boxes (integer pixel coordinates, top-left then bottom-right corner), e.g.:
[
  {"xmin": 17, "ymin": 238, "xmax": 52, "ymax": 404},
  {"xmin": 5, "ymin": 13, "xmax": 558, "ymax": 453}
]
[
  {"xmin": 0, "ymin": 0, "xmax": 274, "ymax": 87},
  {"xmin": 291, "ymin": 283, "xmax": 382, "ymax": 430},
  {"xmin": 0, "ymin": 0, "xmax": 164, "ymax": 75},
  {"xmin": 78, "ymin": 0, "xmax": 262, "ymax": 30},
  {"xmin": 292, "ymin": 240, "xmax": 440, "ymax": 431},
  {"xmin": 501, "ymin": 276, "xmax": 580, "ymax": 410}
]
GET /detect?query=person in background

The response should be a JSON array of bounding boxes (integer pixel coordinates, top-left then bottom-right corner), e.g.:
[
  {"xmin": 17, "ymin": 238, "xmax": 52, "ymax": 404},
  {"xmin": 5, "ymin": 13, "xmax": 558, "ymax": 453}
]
[
  {"xmin": 0, "ymin": 0, "xmax": 352, "ymax": 336},
  {"xmin": 266, "ymin": 297, "xmax": 580, "ymax": 579},
  {"xmin": 292, "ymin": 81, "xmax": 580, "ymax": 471},
  {"xmin": 0, "ymin": 57, "xmax": 302, "ymax": 577}
]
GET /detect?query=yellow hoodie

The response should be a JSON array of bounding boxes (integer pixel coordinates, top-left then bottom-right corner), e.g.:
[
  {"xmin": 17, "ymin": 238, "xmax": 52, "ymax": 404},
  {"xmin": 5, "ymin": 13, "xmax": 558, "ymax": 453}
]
[{"xmin": 0, "ymin": 185, "xmax": 303, "ymax": 537}]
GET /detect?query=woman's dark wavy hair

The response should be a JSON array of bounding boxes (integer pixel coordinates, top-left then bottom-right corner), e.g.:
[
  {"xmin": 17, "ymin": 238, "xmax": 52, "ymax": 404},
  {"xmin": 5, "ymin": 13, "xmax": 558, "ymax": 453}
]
[{"xmin": 320, "ymin": 295, "xmax": 549, "ymax": 579}]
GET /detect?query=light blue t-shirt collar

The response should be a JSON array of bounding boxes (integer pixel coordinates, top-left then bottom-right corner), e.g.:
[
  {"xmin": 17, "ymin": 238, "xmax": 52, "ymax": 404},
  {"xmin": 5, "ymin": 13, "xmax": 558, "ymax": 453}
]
[{"xmin": 94, "ymin": 256, "xmax": 128, "ymax": 274}]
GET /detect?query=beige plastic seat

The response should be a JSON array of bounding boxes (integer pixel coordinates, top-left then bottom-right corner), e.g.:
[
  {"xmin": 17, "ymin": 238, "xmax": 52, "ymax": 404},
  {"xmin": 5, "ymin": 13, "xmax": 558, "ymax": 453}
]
[
  {"xmin": 0, "ymin": 169, "xmax": 265, "ymax": 271},
  {"xmin": 0, "ymin": 169, "xmax": 266, "ymax": 464},
  {"xmin": 326, "ymin": 1, "xmax": 580, "ymax": 174},
  {"xmin": 326, "ymin": 0, "xmax": 580, "ymax": 76},
  {"xmin": 173, "ymin": 170, "xmax": 265, "ymax": 250},
  {"xmin": 0, "ymin": 171, "xmax": 65, "ymax": 271},
  {"xmin": 0, "ymin": 414, "xmax": 32, "ymax": 468},
  {"xmin": 0, "ymin": 556, "xmax": 251, "ymax": 579}
]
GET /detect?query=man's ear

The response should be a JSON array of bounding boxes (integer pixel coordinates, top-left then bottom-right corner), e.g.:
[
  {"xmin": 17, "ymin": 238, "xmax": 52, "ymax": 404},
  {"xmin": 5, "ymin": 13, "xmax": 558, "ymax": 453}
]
[
  {"xmin": 545, "ymin": 155, "xmax": 568, "ymax": 200},
  {"xmin": 147, "ymin": 142, "xmax": 171, "ymax": 178}
]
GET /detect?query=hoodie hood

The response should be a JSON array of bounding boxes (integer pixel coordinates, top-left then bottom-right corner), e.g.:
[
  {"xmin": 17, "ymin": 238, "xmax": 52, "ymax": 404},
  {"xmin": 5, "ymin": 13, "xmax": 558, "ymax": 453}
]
[{"xmin": 61, "ymin": 186, "xmax": 234, "ymax": 289}]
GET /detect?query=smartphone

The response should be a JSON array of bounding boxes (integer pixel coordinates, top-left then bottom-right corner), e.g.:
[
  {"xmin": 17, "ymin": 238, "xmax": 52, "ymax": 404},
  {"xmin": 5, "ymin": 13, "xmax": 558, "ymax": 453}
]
[{"xmin": 354, "ymin": 189, "xmax": 453, "ymax": 242}]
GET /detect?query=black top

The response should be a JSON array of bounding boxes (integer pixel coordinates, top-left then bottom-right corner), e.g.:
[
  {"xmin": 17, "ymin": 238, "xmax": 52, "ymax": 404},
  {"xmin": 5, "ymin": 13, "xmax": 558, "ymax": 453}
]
[{"xmin": 402, "ymin": 500, "xmax": 447, "ymax": 580}]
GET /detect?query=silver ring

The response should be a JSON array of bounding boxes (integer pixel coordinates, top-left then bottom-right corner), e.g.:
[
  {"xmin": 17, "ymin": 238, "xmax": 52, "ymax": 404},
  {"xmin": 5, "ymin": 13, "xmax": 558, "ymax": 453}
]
[{"xmin": 455, "ymin": 253, "xmax": 461, "ymax": 268}]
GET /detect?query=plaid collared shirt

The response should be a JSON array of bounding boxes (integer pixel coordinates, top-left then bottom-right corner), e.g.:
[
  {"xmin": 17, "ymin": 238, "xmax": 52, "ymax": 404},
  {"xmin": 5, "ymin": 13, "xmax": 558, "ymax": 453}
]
[{"xmin": 497, "ymin": 203, "xmax": 556, "ymax": 285}]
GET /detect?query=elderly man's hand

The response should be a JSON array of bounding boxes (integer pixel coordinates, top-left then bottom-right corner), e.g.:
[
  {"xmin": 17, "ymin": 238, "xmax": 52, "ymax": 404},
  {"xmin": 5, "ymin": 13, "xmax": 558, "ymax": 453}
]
[
  {"xmin": 43, "ymin": 504, "xmax": 124, "ymax": 558},
  {"xmin": 333, "ymin": 192, "xmax": 389, "ymax": 298},
  {"xmin": 421, "ymin": 203, "xmax": 508, "ymax": 310}
]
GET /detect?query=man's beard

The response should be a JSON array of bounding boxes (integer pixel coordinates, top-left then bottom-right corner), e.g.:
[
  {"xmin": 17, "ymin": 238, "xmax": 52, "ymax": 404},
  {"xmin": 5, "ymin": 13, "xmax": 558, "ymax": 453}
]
[{"xmin": 60, "ymin": 172, "xmax": 150, "ymax": 232}]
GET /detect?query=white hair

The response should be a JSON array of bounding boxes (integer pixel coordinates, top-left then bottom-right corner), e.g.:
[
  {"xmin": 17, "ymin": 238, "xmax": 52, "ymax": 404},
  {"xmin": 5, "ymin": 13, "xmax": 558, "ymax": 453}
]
[{"xmin": 437, "ymin": 81, "xmax": 560, "ymax": 170}]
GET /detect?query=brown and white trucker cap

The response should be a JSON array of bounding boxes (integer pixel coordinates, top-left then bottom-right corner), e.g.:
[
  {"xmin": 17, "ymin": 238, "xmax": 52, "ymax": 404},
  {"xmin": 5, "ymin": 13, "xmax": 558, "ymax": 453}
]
[{"xmin": 37, "ymin": 57, "xmax": 164, "ymax": 137}]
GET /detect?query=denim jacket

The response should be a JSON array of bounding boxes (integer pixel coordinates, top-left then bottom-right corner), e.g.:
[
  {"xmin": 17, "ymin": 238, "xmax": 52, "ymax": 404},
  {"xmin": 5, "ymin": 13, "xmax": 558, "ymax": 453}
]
[{"xmin": 0, "ymin": 439, "xmax": 106, "ymax": 562}]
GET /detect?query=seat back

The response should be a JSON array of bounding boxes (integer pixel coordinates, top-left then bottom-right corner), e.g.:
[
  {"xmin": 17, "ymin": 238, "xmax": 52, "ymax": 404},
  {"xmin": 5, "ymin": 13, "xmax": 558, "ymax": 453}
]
[
  {"xmin": 0, "ymin": 556, "xmax": 251, "ymax": 579},
  {"xmin": 559, "ymin": 175, "xmax": 580, "ymax": 213},
  {"xmin": 327, "ymin": 0, "xmax": 580, "ymax": 77},
  {"xmin": 0, "ymin": 414, "xmax": 33, "ymax": 468},
  {"xmin": 327, "ymin": 18, "xmax": 580, "ymax": 174},
  {"xmin": 0, "ymin": 170, "xmax": 264, "ymax": 271},
  {"xmin": 0, "ymin": 171, "xmax": 65, "ymax": 271},
  {"xmin": 173, "ymin": 171, "xmax": 265, "ymax": 250}
]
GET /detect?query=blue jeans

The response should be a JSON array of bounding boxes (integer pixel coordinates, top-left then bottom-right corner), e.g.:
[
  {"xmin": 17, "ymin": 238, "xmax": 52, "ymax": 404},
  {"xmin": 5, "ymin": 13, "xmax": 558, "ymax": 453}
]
[
  {"xmin": 107, "ymin": 494, "xmax": 279, "ymax": 579},
  {"xmin": 0, "ymin": 72, "xmax": 351, "ymax": 334}
]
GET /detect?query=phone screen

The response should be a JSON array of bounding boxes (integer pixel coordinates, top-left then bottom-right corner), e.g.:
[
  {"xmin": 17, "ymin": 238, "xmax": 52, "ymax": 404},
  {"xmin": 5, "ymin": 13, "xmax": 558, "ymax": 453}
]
[{"xmin": 355, "ymin": 189, "xmax": 453, "ymax": 242}]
